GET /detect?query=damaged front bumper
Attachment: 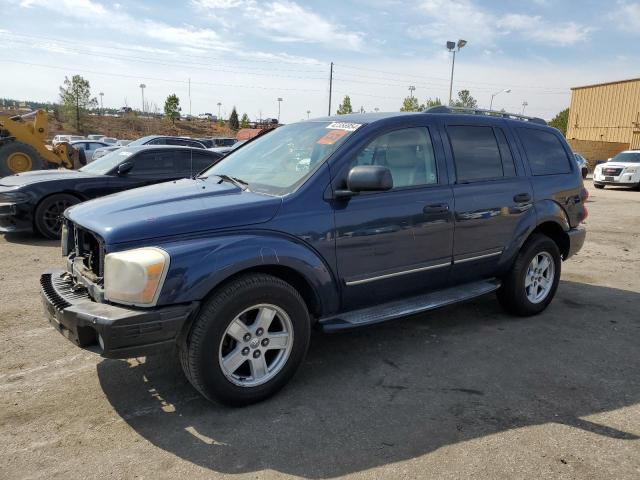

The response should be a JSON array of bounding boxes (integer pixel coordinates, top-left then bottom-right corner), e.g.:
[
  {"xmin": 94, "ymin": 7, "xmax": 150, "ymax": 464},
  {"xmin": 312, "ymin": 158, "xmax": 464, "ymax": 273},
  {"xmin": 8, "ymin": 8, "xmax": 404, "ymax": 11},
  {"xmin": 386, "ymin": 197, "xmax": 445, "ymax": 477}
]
[{"xmin": 41, "ymin": 270, "xmax": 198, "ymax": 358}]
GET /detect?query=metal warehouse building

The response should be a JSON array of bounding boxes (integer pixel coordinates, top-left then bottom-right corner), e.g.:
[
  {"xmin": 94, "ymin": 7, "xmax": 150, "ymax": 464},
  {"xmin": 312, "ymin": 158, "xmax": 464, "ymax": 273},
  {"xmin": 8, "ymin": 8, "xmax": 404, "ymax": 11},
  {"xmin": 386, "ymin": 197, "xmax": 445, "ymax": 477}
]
[{"xmin": 566, "ymin": 77, "xmax": 640, "ymax": 167}]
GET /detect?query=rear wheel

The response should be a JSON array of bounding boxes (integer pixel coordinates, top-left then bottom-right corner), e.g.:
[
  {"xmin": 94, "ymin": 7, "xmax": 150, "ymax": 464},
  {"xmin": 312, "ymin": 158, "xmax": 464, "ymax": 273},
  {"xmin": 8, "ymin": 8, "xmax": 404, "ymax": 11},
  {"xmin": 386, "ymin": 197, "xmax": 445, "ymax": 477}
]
[
  {"xmin": 0, "ymin": 141, "xmax": 45, "ymax": 177},
  {"xmin": 497, "ymin": 234, "xmax": 561, "ymax": 316},
  {"xmin": 594, "ymin": 184, "xmax": 605, "ymax": 189},
  {"xmin": 180, "ymin": 273, "xmax": 311, "ymax": 406},
  {"xmin": 34, "ymin": 193, "xmax": 79, "ymax": 239}
]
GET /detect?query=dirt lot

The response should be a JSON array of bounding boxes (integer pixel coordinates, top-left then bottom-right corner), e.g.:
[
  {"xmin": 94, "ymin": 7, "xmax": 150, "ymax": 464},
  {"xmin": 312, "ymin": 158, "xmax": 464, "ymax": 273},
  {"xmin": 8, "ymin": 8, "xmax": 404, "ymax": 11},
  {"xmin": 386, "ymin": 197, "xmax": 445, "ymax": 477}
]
[{"xmin": 0, "ymin": 182, "xmax": 638, "ymax": 479}]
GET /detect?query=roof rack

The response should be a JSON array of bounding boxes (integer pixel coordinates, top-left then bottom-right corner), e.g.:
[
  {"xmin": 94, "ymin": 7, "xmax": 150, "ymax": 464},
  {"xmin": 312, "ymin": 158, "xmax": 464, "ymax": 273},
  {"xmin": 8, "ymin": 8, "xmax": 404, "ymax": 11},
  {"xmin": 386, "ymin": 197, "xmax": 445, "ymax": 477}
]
[{"xmin": 425, "ymin": 105, "xmax": 547, "ymax": 125}]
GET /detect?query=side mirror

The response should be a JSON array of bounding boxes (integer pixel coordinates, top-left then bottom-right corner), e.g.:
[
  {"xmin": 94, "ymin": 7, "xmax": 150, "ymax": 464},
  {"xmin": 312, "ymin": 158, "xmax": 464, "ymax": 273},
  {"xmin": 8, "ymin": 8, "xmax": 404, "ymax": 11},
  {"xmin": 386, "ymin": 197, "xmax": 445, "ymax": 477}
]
[
  {"xmin": 335, "ymin": 165, "xmax": 393, "ymax": 198},
  {"xmin": 117, "ymin": 161, "xmax": 133, "ymax": 175},
  {"xmin": 607, "ymin": 157, "xmax": 612, "ymax": 162}
]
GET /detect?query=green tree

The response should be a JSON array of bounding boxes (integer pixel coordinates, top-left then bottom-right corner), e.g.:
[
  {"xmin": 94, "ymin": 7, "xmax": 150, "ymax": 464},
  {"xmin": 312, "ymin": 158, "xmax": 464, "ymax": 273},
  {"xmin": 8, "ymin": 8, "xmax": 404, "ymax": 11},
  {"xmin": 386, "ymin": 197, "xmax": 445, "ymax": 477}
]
[
  {"xmin": 336, "ymin": 95, "xmax": 353, "ymax": 115},
  {"xmin": 58, "ymin": 75, "xmax": 97, "ymax": 132},
  {"xmin": 240, "ymin": 113, "xmax": 250, "ymax": 128},
  {"xmin": 400, "ymin": 96, "xmax": 421, "ymax": 112},
  {"xmin": 424, "ymin": 97, "xmax": 442, "ymax": 109},
  {"xmin": 163, "ymin": 94, "xmax": 181, "ymax": 124},
  {"xmin": 229, "ymin": 107, "xmax": 240, "ymax": 130},
  {"xmin": 451, "ymin": 89, "xmax": 478, "ymax": 108},
  {"xmin": 548, "ymin": 108, "xmax": 569, "ymax": 135}
]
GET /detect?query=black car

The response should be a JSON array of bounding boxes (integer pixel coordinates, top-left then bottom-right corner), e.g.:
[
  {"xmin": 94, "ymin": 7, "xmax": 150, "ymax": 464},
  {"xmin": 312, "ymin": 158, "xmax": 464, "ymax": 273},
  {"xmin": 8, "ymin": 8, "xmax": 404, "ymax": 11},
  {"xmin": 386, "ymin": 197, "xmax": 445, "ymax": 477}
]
[{"xmin": 0, "ymin": 145, "xmax": 222, "ymax": 239}]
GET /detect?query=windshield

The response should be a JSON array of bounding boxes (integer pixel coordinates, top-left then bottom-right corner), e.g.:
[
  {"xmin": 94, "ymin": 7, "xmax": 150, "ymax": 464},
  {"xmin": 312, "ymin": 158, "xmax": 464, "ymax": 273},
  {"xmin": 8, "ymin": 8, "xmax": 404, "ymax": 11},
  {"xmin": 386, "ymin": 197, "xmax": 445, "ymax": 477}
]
[
  {"xmin": 79, "ymin": 149, "xmax": 134, "ymax": 174},
  {"xmin": 611, "ymin": 152, "xmax": 640, "ymax": 163},
  {"xmin": 201, "ymin": 121, "xmax": 360, "ymax": 195}
]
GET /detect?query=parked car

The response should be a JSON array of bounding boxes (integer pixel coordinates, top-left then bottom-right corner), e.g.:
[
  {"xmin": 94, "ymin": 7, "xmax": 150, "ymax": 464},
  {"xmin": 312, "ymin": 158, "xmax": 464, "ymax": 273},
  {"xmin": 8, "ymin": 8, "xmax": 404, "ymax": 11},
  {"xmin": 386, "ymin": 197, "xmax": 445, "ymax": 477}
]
[
  {"xmin": 69, "ymin": 140, "xmax": 110, "ymax": 163},
  {"xmin": 196, "ymin": 138, "xmax": 215, "ymax": 148},
  {"xmin": 574, "ymin": 153, "xmax": 588, "ymax": 179},
  {"xmin": 593, "ymin": 150, "xmax": 640, "ymax": 189},
  {"xmin": 0, "ymin": 146, "xmax": 223, "ymax": 238},
  {"xmin": 100, "ymin": 137, "xmax": 118, "ymax": 145},
  {"xmin": 212, "ymin": 137, "xmax": 237, "ymax": 147},
  {"xmin": 87, "ymin": 134, "xmax": 105, "ymax": 140},
  {"xmin": 208, "ymin": 140, "xmax": 246, "ymax": 156},
  {"xmin": 91, "ymin": 136, "xmax": 205, "ymax": 162},
  {"xmin": 40, "ymin": 108, "xmax": 587, "ymax": 405},
  {"xmin": 116, "ymin": 139, "xmax": 131, "ymax": 146},
  {"xmin": 90, "ymin": 145, "xmax": 120, "ymax": 162},
  {"xmin": 52, "ymin": 135, "xmax": 84, "ymax": 146}
]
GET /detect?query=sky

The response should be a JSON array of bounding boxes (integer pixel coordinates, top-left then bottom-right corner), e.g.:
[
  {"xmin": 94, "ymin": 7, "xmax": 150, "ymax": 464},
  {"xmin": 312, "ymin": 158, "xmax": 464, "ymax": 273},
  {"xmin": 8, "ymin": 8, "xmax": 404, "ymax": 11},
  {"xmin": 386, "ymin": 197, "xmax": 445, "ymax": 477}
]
[{"xmin": 0, "ymin": 0, "xmax": 639, "ymax": 122}]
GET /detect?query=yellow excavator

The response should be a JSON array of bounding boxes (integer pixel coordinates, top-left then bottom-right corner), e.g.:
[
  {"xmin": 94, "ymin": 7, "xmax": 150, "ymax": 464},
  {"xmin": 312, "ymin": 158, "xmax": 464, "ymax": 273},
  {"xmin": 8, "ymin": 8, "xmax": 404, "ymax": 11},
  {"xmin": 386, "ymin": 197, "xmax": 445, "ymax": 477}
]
[{"xmin": 0, "ymin": 110, "xmax": 77, "ymax": 177}]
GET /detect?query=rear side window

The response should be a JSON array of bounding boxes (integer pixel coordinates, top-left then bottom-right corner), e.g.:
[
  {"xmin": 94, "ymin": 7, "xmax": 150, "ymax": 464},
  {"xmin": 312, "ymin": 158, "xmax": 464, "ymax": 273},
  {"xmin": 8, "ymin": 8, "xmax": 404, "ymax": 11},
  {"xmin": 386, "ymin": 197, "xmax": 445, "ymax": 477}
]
[
  {"xmin": 517, "ymin": 128, "xmax": 571, "ymax": 175},
  {"xmin": 448, "ymin": 126, "xmax": 503, "ymax": 182}
]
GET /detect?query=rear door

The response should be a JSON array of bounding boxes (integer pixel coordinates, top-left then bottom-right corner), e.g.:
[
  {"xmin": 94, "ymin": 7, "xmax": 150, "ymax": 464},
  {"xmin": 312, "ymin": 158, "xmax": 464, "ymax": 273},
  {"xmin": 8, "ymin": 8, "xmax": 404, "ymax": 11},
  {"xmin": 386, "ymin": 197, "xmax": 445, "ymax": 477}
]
[
  {"xmin": 333, "ymin": 123, "xmax": 454, "ymax": 310},
  {"xmin": 442, "ymin": 120, "xmax": 534, "ymax": 283}
]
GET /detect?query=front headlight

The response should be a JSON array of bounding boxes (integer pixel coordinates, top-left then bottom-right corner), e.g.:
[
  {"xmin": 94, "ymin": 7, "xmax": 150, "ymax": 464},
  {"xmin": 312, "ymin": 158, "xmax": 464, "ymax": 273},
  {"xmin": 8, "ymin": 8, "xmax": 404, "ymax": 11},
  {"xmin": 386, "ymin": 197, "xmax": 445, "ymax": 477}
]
[
  {"xmin": 0, "ymin": 191, "xmax": 30, "ymax": 203},
  {"xmin": 104, "ymin": 247, "xmax": 170, "ymax": 307},
  {"xmin": 624, "ymin": 167, "xmax": 637, "ymax": 173}
]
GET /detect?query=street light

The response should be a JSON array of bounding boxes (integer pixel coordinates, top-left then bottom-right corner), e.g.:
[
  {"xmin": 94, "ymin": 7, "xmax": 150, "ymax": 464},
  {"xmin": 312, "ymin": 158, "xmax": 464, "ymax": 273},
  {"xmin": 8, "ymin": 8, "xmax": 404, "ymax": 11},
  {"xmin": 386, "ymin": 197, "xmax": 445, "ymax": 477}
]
[
  {"xmin": 99, "ymin": 92, "xmax": 104, "ymax": 115},
  {"xmin": 489, "ymin": 88, "xmax": 511, "ymax": 110},
  {"xmin": 139, "ymin": 84, "xmax": 146, "ymax": 113},
  {"xmin": 277, "ymin": 97, "xmax": 283, "ymax": 123},
  {"xmin": 408, "ymin": 85, "xmax": 416, "ymax": 98},
  {"xmin": 306, "ymin": 110, "xmax": 311, "ymax": 119},
  {"xmin": 447, "ymin": 39, "xmax": 467, "ymax": 106},
  {"xmin": 521, "ymin": 101, "xmax": 528, "ymax": 115},
  {"xmin": 217, "ymin": 102, "xmax": 222, "ymax": 119},
  {"xmin": 374, "ymin": 107, "xmax": 380, "ymax": 112}
]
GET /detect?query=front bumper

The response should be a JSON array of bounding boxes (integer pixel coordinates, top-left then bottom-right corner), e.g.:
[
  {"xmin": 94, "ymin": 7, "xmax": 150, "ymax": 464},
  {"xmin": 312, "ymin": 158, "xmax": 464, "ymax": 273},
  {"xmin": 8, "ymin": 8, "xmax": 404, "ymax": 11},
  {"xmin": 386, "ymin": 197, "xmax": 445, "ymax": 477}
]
[
  {"xmin": 0, "ymin": 202, "xmax": 33, "ymax": 233},
  {"xmin": 566, "ymin": 226, "xmax": 586, "ymax": 259},
  {"xmin": 41, "ymin": 270, "xmax": 198, "ymax": 358},
  {"xmin": 593, "ymin": 179, "xmax": 639, "ymax": 187}
]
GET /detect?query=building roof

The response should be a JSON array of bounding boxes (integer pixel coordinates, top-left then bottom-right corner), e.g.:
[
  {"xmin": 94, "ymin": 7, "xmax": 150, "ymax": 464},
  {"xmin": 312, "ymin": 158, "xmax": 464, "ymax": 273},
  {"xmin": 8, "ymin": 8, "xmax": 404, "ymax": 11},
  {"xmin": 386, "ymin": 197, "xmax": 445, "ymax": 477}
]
[{"xmin": 571, "ymin": 77, "xmax": 640, "ymax": 90}]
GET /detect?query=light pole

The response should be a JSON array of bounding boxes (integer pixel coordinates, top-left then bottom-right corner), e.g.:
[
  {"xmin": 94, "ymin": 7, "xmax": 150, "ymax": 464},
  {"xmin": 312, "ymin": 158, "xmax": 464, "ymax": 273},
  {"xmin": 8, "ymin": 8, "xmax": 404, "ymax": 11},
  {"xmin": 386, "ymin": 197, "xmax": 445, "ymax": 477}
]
[
  {"xmin": 306, "ymin": 110, "xmax": 311, "ymax": 119},
  {"xmin": 521, "ymin": 101, "xmax": 528, "ymax": 115},
  {"xmin": 408, "ymin": 85, "xmax": 416, "ymax": 98},
  {"xmin": 489, "ymin": 88, "xmax": 511, "ymax": 110},
  {"xmin": 99, "ymin": 92, "xmax": 104, "ymax": 115},
  {"xmin": 277, "ymin": 97, "xmax": 283, "ymax": 122},
  {"xmin": 374, "ymin": 107, "xmax": 379, "ymax": 112},
  {"xmin": 139, "ymin": 84, "xmax": 146, "ymax": 113},
  {"xmin": 217, "ymin": 102, "xmax": 222, "ymax": 120},
  {"xmin": 447, "ymin": 39, "xmax": 467, "ymax": 106}
]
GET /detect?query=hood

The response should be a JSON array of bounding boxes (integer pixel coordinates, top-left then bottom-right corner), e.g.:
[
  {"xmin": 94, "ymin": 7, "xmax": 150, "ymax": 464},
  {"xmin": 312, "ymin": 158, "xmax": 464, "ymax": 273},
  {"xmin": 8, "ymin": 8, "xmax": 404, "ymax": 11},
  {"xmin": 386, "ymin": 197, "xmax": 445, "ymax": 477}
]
[
  {"xmin": 66, "ymin": 177, "xmax": 282, "ymax": 244},
  {"xmin": 599, "ymin": 162, "xmax": 640, "ymax": 169},
  {"xmin": 0, "ymin": 169, "xmax": 100, "ymax": 187}
]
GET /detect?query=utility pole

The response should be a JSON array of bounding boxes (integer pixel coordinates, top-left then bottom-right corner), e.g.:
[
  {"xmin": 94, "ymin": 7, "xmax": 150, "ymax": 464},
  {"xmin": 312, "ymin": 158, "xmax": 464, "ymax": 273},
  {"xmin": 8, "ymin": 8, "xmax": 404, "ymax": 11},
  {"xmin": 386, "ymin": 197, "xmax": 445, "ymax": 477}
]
[
  {"xmin": 188, "ymin": 78, "xmax": 191, "ymax": 117},
  {"xmin": 217, "ymin": 102, "xmax": 222, "ymax": 120},
  {"xmin": 446, "ymin": 40, "xmax": 467, "ymax": 106},
  {"xmin": 521, "ymin": 101, "xmax": 528, "ymax": 115},
  {"xmin": 328, "ymin": 62, "xmax": 333, "ymax": 116},
  {"xmin": 408, "ymin": 85, "xmax": 416, "ymax": 98},
  {"xmin": 277, "ymin": 97, "xmax": 283, "ymax": 123},
  {"xmin": 99, "ymin": 92, "xmax": 104, "ymax": 115},
  {"xmin": 139, "ymin": 84, "xmax": 146, "ymax": 114}
]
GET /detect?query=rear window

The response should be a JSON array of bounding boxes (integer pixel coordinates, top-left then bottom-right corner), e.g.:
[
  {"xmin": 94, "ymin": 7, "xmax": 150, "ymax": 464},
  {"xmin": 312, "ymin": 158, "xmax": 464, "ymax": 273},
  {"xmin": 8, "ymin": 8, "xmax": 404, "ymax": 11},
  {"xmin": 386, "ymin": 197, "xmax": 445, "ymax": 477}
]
[{"xmin": 517, "ymin": 128, "xmax": 571, "ymax": 175}]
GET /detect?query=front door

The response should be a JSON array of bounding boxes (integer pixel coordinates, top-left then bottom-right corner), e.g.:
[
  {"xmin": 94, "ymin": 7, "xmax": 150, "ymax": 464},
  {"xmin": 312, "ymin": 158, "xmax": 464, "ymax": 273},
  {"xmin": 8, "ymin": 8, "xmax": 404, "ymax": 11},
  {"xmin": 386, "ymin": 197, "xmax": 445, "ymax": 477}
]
[{"xmin": 333, "ymin": 126, "xmax": 454, "ymax": 311}]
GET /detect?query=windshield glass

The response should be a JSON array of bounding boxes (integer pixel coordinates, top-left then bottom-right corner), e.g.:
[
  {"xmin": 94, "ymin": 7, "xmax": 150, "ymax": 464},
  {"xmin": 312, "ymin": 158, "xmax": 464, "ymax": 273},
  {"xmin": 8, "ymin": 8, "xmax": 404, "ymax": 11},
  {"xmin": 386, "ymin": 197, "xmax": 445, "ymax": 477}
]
[
  {"xmin": 79, "ymin": 149, "xmax": 134, "ymax": 174},
  {"xmin": 611, "ymin": 152, "xmax": 640, "ymax": 163},
  {"xmin": 201, "ymin": 121, "xmax": 360, "ymax": 195}
]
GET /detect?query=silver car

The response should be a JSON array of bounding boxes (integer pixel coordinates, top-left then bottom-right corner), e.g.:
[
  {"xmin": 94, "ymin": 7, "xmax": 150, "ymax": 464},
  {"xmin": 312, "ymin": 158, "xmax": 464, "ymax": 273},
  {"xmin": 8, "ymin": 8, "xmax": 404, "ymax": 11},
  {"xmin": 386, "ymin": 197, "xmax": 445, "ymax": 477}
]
[{"xmin": 69, "ymin": 140, "xmax": 110, "ymax": 163}]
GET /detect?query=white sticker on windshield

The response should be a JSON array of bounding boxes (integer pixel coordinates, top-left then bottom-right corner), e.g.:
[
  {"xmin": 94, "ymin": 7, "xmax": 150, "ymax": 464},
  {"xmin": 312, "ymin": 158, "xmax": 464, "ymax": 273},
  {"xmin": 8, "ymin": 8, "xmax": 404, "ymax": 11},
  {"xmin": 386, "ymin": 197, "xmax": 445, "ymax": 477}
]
[
  {"xmin": 119, "ymin": 151, "xmax": 133, "ymax": 156},
  {"xmin": 326, "ymin": 122, "xmax": 362, "ymax": 132}
]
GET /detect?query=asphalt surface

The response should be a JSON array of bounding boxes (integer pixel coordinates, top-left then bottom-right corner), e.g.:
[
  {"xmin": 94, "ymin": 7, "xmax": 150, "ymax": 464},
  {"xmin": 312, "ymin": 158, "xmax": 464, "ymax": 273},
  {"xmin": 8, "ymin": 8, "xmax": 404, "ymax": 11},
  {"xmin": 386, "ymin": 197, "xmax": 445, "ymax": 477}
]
[{"xmin": 0, "ymin": 181, "xmax": 638, "ymax": 479}]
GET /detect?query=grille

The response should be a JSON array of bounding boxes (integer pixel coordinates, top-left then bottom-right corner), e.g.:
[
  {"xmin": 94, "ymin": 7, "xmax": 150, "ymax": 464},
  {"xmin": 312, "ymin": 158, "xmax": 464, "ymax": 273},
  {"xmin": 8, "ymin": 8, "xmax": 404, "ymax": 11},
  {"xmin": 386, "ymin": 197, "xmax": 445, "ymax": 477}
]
[
  {"xmin": 69, "ymin": 222, "xmax": 104, "ymax": 277},
  {"xmin": 603, "ymin": 167, "xmax": 623, "ymax": 176},
  {"xmin": 41, "ymin": 273, "xmax": 89, "ymax": 310}
]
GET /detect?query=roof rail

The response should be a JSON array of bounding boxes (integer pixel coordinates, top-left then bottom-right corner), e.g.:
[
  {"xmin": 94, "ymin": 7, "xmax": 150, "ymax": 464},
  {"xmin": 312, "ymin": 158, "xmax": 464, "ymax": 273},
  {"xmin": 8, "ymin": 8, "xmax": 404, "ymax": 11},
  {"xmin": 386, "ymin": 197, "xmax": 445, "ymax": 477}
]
[{"xmin": 425, "ymin": 105, "xmax": 547, "ymax": 125}]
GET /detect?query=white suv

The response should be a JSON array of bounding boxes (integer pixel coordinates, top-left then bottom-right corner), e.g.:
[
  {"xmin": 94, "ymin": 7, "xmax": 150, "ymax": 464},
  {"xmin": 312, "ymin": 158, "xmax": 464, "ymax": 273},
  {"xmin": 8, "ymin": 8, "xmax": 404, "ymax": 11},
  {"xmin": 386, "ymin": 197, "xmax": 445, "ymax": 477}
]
[{"xmin": 593, "ymin": 150, "xmax": 640, "ymax": 190}]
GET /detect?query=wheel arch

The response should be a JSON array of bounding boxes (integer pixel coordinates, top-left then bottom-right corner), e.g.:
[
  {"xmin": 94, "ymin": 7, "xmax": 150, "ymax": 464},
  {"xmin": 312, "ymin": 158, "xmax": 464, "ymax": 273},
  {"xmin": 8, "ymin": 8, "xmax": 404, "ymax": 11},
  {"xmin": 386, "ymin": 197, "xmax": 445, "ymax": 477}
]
[
  {"xmin": 32, "ymin": 191, "xmax": 86, "ymax": 230},
  {"xmin": 530, "ymin": 221, "xmax": 570, "ymax": 259}
]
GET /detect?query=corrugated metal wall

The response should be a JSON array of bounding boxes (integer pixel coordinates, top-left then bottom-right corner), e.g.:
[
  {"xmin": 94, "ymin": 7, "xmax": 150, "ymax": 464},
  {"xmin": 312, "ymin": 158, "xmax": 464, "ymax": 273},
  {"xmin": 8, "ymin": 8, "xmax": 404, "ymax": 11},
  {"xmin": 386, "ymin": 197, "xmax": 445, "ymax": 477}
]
[{"xmin": 566, "ymin": 79, "xmax": 640, "ymax": 144}]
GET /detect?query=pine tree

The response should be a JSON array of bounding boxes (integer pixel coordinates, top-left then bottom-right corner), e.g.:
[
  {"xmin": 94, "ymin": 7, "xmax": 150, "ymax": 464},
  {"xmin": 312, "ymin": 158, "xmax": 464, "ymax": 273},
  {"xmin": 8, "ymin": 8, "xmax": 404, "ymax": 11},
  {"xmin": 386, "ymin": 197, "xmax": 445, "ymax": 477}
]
[
  {"xmin": 163, "ymin": 94, "xmax": 180, "ymax": 125},
  {"xmin": 336, "ymin": 95, "xmax": 353, "ymax": 115},
  {"xmin": 229, "ymin": 107, "xmax": 240, "ymax": 130},
  {"xmin": 400, "ymin": 96, "xmax": 421, "ymax": 112},
  {"xmin": 240, "ymin": 113, "xmax": 250, "ymax": 128}
]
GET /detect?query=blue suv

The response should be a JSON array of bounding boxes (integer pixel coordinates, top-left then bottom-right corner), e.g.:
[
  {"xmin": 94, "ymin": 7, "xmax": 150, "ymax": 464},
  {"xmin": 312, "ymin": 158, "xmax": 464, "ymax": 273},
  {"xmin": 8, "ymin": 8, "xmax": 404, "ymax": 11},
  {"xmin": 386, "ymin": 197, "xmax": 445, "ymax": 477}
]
[{"xmin": 41, "ymin": 107, "xmax": 587, "ymax": 405}]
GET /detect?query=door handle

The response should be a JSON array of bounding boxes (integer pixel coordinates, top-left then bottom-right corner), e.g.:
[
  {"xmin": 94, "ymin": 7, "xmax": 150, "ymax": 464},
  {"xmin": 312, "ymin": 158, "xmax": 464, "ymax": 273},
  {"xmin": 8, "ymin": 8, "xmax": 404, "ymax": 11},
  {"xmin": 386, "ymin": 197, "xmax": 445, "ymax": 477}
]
[
  {"xmin": 513, "ymin": 193, "xmax": 531, "ymax": 203},
  {"xmin": 423, "ymin": 203, "xmax": 449, "ymax": 214}
]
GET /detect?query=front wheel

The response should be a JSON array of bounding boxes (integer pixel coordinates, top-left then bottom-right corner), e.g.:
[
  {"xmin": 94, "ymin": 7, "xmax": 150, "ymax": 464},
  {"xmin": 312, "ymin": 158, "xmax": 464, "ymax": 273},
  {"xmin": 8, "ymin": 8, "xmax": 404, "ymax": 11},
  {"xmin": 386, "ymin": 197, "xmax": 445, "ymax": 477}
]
[
  {"xmin": 34, "ymin": 193, "xmax": 80, "ymax": 239},
  {"xmin": 497, "ymin": 234, "xmax": 561, "ymax": 316},
  {"xmin": 180, "ymin": 273, "xmax": 311, "ymax": 406}
]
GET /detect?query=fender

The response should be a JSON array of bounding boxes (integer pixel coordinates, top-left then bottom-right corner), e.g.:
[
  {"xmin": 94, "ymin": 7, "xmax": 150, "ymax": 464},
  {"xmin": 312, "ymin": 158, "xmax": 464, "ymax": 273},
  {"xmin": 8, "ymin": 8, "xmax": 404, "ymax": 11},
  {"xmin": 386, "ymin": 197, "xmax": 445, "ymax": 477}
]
[
  {"xmin": 155, "ymin": 230, "xmax": 340, "ymax": 315},
  {"xmin": 496, "ymin": 199, "xmax": 570, "ymax": 275}
]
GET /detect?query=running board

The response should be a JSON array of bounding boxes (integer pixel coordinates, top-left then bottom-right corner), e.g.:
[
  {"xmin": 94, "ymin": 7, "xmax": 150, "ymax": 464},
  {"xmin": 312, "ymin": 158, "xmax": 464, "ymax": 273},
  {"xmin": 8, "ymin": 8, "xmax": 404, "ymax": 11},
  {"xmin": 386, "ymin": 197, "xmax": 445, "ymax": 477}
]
[{"xmin": 319, "ymin": 278, "xmax": 501, "ymax": 332}]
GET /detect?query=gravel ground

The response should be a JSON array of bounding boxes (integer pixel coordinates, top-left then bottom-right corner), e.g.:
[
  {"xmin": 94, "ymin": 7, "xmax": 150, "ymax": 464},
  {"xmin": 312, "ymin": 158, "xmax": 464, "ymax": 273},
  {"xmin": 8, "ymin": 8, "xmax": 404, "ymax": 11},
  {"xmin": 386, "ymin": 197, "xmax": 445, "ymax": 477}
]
[{"xmin": 0, "ymin": 181, "xmax": 638, "ymax": 480}]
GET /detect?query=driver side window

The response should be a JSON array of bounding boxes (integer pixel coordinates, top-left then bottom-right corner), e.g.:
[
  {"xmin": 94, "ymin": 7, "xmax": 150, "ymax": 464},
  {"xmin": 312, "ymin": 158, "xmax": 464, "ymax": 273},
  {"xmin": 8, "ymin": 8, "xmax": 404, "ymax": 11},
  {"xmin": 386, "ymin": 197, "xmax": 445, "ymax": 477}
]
[{"xmin": 352, "ymin": 127, "xmax": 437, "ymax": 188}]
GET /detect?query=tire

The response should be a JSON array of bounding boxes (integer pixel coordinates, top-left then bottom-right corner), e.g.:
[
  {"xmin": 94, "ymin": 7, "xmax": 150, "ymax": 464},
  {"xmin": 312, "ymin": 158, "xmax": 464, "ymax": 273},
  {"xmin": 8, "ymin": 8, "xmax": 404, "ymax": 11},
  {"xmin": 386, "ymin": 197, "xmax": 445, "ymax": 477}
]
[
  {"xmin": 34, "ymin": 193, "xmax": 80, "ymax": 239},
  {"xmin": 594, "ymin": 184, "xmax": 605, "ymax": 189},
  {"xmin": 497, "ymin": 233, "xmax": 561, "ymax": 316},
  {"xmin": 180, "ymin": 273, "xmax": 311, "ymax": 406},
  {"xmin": 581, "ymin": 168, "xmax": 588, "ymax": 179},
  {"xmin": 0, "ymin": 141, "xmax": 45, "ymax": 177}
]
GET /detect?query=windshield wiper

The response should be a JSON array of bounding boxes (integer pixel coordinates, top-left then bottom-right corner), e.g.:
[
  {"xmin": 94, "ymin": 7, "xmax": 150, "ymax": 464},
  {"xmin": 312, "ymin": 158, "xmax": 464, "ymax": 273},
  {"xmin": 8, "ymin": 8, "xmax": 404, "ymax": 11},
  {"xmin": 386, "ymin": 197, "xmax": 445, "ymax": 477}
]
[{"xmin": 216, "ymin": 174, "xmax": 249, "ymax": 190}]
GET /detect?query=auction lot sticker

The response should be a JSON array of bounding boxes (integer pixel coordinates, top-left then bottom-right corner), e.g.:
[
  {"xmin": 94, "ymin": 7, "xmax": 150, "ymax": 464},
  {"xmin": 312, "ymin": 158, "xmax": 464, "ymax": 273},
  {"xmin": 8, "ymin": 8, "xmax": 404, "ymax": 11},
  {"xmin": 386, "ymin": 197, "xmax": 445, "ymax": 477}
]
[
  {"xmin": 326, "ymin": 122, "xmax": 362, "ymax": 131},
  {"xmin": 317, "ymin": 129, "xmax": 348, "ymax": 145}
]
